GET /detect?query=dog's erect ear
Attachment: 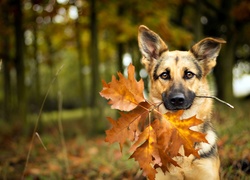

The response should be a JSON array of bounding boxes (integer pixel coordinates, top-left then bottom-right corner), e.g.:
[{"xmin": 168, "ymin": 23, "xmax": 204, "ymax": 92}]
[
  {"xmin": 138, "ymin": 25, "xmax": 168, "ymax": 60},
  {"xmin": 190, "ymin": 37, "xmax": 226, "ymax": 74},
  {"xmin": 190, "ymin": 37, "xmax": 226, "ymax": 60}
]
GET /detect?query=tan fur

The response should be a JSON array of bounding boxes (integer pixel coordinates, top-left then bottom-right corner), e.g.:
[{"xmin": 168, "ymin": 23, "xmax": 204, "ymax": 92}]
[
  {"xmin": 138, "ymin": 25, "xmax": 226, "ymax": 180},
  {"xmin": 155, "ymin": 154, "xmax": 220, "ymax": 180}
]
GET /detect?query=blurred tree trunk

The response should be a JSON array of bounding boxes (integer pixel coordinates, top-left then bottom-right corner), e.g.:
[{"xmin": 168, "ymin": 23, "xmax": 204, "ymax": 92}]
[
  {"xmin": 129, "ymin": 41, "xmax": 140, "ymax": 77},
  {"xmin": 194, "ymin": 0, "xmax": 203, "ymax": 41},
  {"xmin": 75, "ymin": 18, "xmax": 86, "ymax": 107},
  {"xmin": 117, "ymin": 43, "xmax": 124, "ymax": 73},
  {"xmin": 45, "ymin": 33, "xmax": 54, "ymax": 73},
  {"xmin": 33, "ymin": 13, "xmax": 41, "ymax": 110},
  {"xmin": 212, "ymin": 0, "xmax": 235, "ymax": 103},
  {"xmin": 89, "ymin": 0, "xmax": 100, "ymax": 107},
  {"xmin": 2, "ymin": 2, "xmax": 12, "ymax": 121},
  {"xmin": 44, "ymin": 32, "xmax": 58, "ymax": 97},
  {"xmin": 14, "ymin": 0, "xmax": 26, "ymax": 121},
  {"xmin": 117, "ymin": 4, "xmax": 125, "ymax": 73},
  {"xmin": 215, "ymin": 37, "xmax": 235, "ymax": 103}
]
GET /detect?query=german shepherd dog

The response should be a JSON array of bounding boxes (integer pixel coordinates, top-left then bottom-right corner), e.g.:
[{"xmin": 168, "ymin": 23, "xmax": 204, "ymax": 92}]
[{"xmin": 138, "ymin": 25, "xmax": 226, "ymax": 180}]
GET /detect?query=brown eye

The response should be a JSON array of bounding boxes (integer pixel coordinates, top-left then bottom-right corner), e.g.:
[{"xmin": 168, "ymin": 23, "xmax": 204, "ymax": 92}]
[
  {"xmin": 160, "ymin": 71, "xmax": 170, "ymax": 80},
  {"xmin": 184, "ymin": 71, "xmax": 194, "ymax": 79}
]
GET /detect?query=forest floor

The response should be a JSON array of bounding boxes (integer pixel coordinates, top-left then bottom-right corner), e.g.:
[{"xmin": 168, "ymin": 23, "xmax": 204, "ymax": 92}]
[{"xmin": 0, "ymin": 100, "xmax": 250, "ymax": 180}]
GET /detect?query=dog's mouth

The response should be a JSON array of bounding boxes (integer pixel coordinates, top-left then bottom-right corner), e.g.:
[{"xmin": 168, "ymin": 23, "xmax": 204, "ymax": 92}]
[
  {"xmin": 164, "ymin": 104, "xmax": 192, "ymax": 111},
  {"xmin": 162, "ymin": 92, "xmax": 195, "ymax": 111},
  {"xmin": 162, "ymin": 102, "xmax": 193, "ymax": 111}
]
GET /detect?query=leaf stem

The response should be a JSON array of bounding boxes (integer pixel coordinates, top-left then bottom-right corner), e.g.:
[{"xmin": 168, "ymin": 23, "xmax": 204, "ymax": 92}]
[
  {"xmin": 196, "ymin": 95, "xmax": 234, "ymax": 109},
  {"xmin": 143, "ymin": 101, "xmax": 164, "ymax": 121}
]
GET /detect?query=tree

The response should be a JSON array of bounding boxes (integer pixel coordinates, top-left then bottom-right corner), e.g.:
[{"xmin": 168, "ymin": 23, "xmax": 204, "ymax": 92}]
[
  {"xmin": 75, "ymin": 13, "xmax": 86, "ymax": 107},
  {"xmin": 31, "ymin": 2, "xmax": 41, "ymax": 111},
  {"xmin": 89, "ymin": 0, "xmax": 100, "ymax": 107},
  {"xmin": 201, "ymin": 0, "xmax": 250, "ymax": 102},
  {"xmin": 14, "ymin": 0, "xmax": 27, "ymax": 121},
  {"xmin": 116, "ymin": 3, "xmax": 125, "ymax": 73},
  {"xmin": 1, "ymin": 0, "xmax": 12, "ymax": 121}
]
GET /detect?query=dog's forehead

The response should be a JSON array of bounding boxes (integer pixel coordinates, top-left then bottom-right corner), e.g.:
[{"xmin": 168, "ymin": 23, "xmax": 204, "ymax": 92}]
[
  {"xmin": 157, "ymin": 50, "xmax": 199, "ymax": 73},
  {"xmin": 161, "ymin": 50, "xmax": 192, "ymax": 62},
  {"xmin": 158, "ymin": 50, "xmax": 195, "ymax": 66}
]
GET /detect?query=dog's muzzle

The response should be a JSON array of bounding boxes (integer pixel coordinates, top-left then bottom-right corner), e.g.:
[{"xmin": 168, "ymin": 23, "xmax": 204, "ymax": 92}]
[{"xmin": 162, "ymin": 91, "xmax": 195, "ymax": 110}]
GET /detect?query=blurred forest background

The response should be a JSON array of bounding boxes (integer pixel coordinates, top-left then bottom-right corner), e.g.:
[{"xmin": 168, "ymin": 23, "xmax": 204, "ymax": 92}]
[{"xmin": 0, "ymin": 0, "xmax": 250, "ymax": 179}]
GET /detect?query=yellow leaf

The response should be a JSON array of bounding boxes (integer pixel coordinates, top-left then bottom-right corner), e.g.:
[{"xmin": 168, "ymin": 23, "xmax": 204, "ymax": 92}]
[{"xmin": 162, "ymin": 110, "xmax": 208, "ymax": 157}]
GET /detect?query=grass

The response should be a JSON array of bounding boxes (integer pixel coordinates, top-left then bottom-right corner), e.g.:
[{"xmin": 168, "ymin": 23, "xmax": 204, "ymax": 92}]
[
  {"xmin": 0, "ymin": 100, "xmax": 249, "ymax": 179},
  {"xmin": 213, "ymin": 100, "xmax": 250, "ymax": 179}
]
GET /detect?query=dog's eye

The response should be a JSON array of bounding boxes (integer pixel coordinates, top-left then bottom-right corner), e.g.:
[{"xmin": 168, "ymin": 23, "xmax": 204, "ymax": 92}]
[
  {"xmin": 184, "ymin": 71, "xmax": 195, "ymax": 79},
  {"xmin": 160, "ymin": 71, "xmax": 170, "ymax": 80}
]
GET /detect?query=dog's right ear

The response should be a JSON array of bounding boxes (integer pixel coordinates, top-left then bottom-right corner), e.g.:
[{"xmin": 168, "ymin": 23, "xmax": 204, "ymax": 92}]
[
  {"xmin": 138, "ymin": 25, "xmax": 168, "ymax": 60},
  {"xmin": 190, "ymin": 37, "xmax": 226, "ymax": 75}
]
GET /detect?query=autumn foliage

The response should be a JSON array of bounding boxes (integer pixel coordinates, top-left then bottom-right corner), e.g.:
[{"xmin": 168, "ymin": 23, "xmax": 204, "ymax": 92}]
[{"xmin": 100, "ymin": 64, "xmax": 208, "ymax": 180}]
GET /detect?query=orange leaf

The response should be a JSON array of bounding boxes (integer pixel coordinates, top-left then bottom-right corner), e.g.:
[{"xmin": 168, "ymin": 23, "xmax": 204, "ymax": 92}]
[
  {"xmin": 162, "ymin": 110, "xmax": 208, "ymax": 158},
  {"xmin": 100, "ymin": 64, "xmax": 209, "ymax": 179},
  {"xmin": 130, "ymin": 126, "xmax": 158, "ymax": 180},
  {"xmin": 105, "ymin": 102, "xmax": 151, "ymax": 150},
  {"xmin": 151, "ymin": 118, "xmax": 172, "ymax": 152},
  {"xmin": 155, "ymin": 148, "xmax": 180, "ymax": 174},
  {"xmin": 100, "ymin": 64, "xmax": 145, "ymax": 111}
]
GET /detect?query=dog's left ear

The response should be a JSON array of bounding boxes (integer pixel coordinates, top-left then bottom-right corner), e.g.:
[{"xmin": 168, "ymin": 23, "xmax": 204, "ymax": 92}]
[
  {"xmin": 138, "ymin": 25, "xmax": 168, "ymax": 60},
  {"xmin": 190, "ymin": 37, "xmax": 226, "ymax": 74}
]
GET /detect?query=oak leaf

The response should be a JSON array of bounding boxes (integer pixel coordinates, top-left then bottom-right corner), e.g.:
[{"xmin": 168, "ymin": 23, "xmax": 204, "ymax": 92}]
[
  {"xmin": 162, "ymin": 110, "xmax": 208, "ymax": 158},
  {"xmin": 99, "ymin": 64, "xmax": 145, "ymax": 111},
  {"xmin": 130, "ymin": 126, "xmax": 158, "ymax": 180},
  {"xmin": 105, "ymin": 102, "xmax": 151, "ymax": 150},
  {"xmin": 100, "ymin": 64, "xmax": 208, "ymax": 180}
]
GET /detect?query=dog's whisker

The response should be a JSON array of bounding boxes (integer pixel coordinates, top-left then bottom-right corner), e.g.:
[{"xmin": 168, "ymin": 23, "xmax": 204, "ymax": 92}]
[{"xmin": 196, "ymin": 95, "xmax": 234, "ymax": 109}]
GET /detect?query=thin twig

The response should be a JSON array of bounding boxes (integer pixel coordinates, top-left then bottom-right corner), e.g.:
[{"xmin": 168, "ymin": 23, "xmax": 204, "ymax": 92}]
[
  {"xmin": 196, "ymin": 95, "xmax": 234, "ymax": 109},
  {"xmin": 22, "ymin": 65, "xmax": 64, "ymax": 180},
  {"xmin": 35, "ymin": 132, "xmax": 47, "ymax": 151},
  {"xmin": 148, "ymin": 101, "xmax": 164, "ymax": 118},
  {"xmin": 155, "ymin": 102, "xmax": 163, "ymax": 109}
]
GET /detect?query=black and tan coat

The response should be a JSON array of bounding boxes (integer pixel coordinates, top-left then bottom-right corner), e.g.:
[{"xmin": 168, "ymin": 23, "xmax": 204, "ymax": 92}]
[{"xmin": 138, "ymin": 25, "xmax": 226, "ymax": 180}]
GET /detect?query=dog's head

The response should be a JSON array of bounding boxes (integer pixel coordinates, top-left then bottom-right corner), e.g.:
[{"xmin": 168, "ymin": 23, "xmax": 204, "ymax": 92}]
[{"xmin": 138, "ymin": 25, "xmax": 226, "ymax": 111}]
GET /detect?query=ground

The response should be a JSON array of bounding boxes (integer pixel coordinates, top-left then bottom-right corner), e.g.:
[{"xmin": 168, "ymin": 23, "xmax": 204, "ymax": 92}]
[{"xmin": 0, "ymin": 101, "xmax": 249, "ymax": 179}]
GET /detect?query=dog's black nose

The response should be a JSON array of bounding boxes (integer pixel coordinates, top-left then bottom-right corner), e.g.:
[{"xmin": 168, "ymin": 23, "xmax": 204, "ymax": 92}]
[{"xmin": 170, "ymin": 93, "xmax": 185, "ymax": 106}]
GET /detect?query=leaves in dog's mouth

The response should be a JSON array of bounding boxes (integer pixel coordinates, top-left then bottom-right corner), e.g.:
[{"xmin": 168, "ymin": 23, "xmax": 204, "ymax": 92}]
[
  {"xmin": 100, "ymin": 64, "xmax": 145, "ymax": 111},
  {"xmin": 100, "ymin": 63, "xmax": 208, "ymax": 180}
]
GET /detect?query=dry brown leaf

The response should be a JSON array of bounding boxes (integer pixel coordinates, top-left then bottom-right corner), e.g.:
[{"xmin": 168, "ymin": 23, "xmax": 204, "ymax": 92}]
[
  {"xmin": 100, "ymin": 64, "xmax": 208, "ymax": 179},
  {"xmin": 100, "ymin": 64, "xmax": 145, "ymax": 111},
  {"xmin": 162, "ymin": 110, "xmax": 208, "ymax": 158},
  {"xmin": 105, "ymin": 102, "xmax": 151, "ymax": 150}
]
